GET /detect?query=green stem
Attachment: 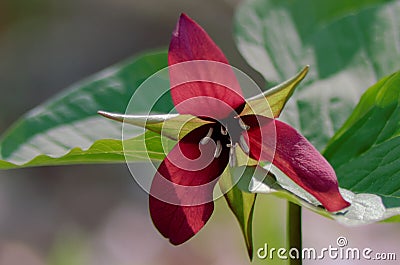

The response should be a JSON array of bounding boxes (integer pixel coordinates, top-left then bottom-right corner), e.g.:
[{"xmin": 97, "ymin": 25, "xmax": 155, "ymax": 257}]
[{"xmin": 288, "ymin": 201, "xmax": 302, "ymax": 265}]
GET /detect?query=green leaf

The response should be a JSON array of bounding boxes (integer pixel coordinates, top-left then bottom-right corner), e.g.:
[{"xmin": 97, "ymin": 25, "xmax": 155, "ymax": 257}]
[
  {"xmin": 0, "ymin": 131, "xmax": 172, "ymax": 169},
  {"xmin": 0, "ymin": 51, "xmax": 172, "ymax": 168},
  {"xmin": 235, "ymin": 0, "xmax": 400, "ymax": 150},
  {"xmin": 236, "ymin": 165, "xmax": 400, "ymax": 225},
  {"xmin": 218, "ymin": 167, "xmax": 256, "ymax": 260},
  {"xmin": 324, "ymin": 71, "xmax": 400, "ymax": 209}
]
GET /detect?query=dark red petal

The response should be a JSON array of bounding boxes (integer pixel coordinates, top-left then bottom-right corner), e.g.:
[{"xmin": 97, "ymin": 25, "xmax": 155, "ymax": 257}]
[
  {"xmin": 149, "ymin": 125, "xmax": 229, "ymax": 244},
  {"xmin": 168, "ymin": 14, "xmax": 245, "ymax": 119},
  {"xmin": 242, "ymin": 115, "xmax": 350, "ymax": 212}
]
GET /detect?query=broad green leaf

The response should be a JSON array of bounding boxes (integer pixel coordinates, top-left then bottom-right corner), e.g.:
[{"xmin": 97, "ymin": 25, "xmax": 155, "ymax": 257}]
[
  {"xmin": 0, "ymin": 131, "xmax": 172, "ymax": 169},
  {"xmin": 0, "ymin": 51, "xmax": 172, "ymax": 168},
  {"xmin": 324, "ymin": 71, "xmax": 400, "ymax": 209},
  {"xmin": 241, "ymin": 66, "xmax": 309, "ymax": 118},
  {"xmin": 235, "ymin": 0, "xmax": 400, "ymax": 150},
  {"xmin": 236, "ymin": 165, "xmax": 400, "ymax": 225},
  {"xmin": 218, "ymin": 167, "xmax": 256, "ymax": 260}
]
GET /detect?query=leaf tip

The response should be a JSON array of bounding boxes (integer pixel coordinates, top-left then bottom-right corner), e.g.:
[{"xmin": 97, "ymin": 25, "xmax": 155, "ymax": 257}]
[
  {"xmin": 97, "ymin": 110, "xmax": 107, "ymax": 116},
  {"xmin": 97, "ymin": 110, "xmax": 124, "ymax": 123},
  {"xmin": 298, "ymin": 65, "xmax": 310, "ymax": 80}
]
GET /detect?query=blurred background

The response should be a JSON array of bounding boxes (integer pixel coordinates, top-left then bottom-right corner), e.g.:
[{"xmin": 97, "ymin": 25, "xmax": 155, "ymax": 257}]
[{"xmin": 0, "ymin": 0, "xmax": 399, "ymax": 264}]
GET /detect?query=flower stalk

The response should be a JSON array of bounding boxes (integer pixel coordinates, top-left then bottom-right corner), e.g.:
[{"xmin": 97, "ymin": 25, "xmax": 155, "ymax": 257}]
[{"xmin": 288, "ymin": 202, "xmax": 302, "ymax": 265}]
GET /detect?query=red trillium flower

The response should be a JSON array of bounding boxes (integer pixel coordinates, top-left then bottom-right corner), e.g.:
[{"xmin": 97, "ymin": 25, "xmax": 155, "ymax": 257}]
[
  {"xmin": 149, "ymin": 14, "xmax": 350, "ymax": 245},
  {"xmin": 100, "ymin": 14, "xmax": 350, "ymax": 245}
]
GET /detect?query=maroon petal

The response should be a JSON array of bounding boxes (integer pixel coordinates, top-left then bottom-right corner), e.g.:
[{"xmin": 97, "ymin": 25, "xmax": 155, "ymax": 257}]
[
  {"xmin": 242, "ymin": 115, "xmax": 350, "ymax": 212},
  {"xmin": 168, "ymin": 14, "xmax": 245, "ymax": 119},
  {"xmin": 149, "ymin": 125, "xmax": 229, "ymax": 244}
]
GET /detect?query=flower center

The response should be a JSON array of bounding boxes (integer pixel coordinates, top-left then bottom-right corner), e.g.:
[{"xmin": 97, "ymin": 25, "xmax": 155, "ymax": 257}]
[{"xmin": 199, "ymin": 115, "xmax": 250, "ymax": 167}]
